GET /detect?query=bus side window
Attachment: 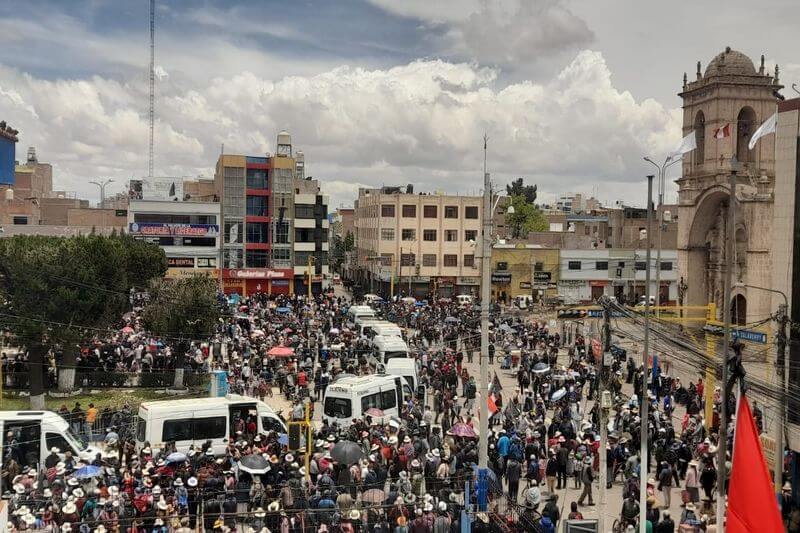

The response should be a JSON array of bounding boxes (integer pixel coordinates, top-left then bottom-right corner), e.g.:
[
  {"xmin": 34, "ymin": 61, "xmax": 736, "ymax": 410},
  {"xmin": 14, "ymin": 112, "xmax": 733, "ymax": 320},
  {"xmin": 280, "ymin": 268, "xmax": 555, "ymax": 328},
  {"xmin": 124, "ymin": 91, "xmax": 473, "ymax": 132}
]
[
  {"xmin": 46, "ymin": 433, "xmax": 72, "ymax": 456},
  {"xmin": 262, "ymin": 416, "xmax": 284, "ymax": 434},
  {"xmin": 381, "ymin": 389, "xmax": 396, "ymax": 410}
]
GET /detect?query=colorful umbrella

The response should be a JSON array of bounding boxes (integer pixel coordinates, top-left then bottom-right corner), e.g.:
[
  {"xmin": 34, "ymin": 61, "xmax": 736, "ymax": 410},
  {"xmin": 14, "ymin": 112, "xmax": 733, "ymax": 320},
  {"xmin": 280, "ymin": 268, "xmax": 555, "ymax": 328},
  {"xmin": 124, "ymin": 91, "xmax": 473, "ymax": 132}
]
[
  {"xmin": 121, "ymin": 326, "xmax": 134, "ymax": 334},
  {"xmin": 448, "ymin": 422, "xmax": 477, "ymax": 438},
  {"xmin": 365, "ymin": 408, "xmax": 384, "ymax": 418},
  {"xmin": 267, "ymin": 346, "xmax": 294, "ymax": 358}
]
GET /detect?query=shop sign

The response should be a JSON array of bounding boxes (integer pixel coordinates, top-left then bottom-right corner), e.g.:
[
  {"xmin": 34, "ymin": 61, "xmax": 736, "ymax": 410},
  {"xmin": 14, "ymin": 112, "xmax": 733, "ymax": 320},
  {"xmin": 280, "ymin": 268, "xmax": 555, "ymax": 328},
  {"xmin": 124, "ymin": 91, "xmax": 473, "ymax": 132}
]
[
  {"xmin": 168, "ymin": 257, "xmax": 195, "ymax": 268},
  {"xmin": 129, "ymin": 222, "xmax": 219, "ymax": 237},
  {"xmin": 589, "ymin": 280, "xmax": 608, "ymax": 287},
  {"xmin": 491, "ymin": 272, "xmax": 512, "ymax": 283},
  {"xmin": 410, "ymin": 276, "xmax": 431, "ymax": 283},
  {"xmin": 533, "ymin": 271, "xmax": 552, "ymax": 283},
  {"xmin": 760, "ymin": 434, "xmax": 776, "ymax": 470},
  {"xmin": 519, "ymin": 282, "xmax": 532, "ymax": 289},
  {"xmin": 228, "ymin": 269, "xmax": 288, "ymax": 279},
  {"xmin": 438, "ymin": 277, "xmax": 456, "ymax": 287},
  {"xmin": 457, "ymin": 276, "xmax": 480, "ymax": 286},
  {"xmin": 558, "ymin": 279, "xmax": 584, "ymax": 287}
]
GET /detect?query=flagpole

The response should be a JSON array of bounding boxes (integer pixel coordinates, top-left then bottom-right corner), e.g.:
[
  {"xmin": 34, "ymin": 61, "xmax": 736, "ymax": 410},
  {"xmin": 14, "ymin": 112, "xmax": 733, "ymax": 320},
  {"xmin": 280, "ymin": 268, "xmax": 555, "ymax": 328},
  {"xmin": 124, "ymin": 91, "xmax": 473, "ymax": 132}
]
[{"xmin": 716, "ymin": 163, "xmax": 737, "ymax": 532}]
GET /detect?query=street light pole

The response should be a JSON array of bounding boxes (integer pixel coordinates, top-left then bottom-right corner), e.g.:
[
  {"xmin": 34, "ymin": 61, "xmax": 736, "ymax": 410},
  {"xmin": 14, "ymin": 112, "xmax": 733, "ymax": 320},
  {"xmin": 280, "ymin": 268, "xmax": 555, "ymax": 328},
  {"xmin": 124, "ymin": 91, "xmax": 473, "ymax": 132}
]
[
  {"xmin": 89, "ymin": 178, "xmax": 114, "ymax": 231},
  {"xmin": 478, "ymin": 135, "xmax": 492, "ymax": 510},
  {"xmin": 640, "ymin": 174, "xmax": 654, "ymax": 533},
  {"xmin": 644, "ymin": 157, "xmax": 680, "ymax": 315}
]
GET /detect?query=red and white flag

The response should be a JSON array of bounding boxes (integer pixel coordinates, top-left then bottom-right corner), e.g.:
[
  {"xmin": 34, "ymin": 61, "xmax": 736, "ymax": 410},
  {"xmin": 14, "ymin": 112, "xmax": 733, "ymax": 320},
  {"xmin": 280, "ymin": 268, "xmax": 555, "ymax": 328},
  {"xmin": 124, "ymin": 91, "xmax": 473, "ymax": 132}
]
[{"xmin": 714, "ymin": 123, "xmax": 732, "ymax": 139}]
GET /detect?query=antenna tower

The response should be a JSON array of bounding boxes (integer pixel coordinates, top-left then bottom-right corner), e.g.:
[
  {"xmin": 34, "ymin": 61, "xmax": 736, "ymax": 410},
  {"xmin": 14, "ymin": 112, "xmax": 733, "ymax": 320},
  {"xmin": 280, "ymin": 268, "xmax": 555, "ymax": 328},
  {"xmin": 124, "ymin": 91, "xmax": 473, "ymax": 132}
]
[{"xmin": 148, "ymin": 0, "xmax": 155, "ymax": 178}]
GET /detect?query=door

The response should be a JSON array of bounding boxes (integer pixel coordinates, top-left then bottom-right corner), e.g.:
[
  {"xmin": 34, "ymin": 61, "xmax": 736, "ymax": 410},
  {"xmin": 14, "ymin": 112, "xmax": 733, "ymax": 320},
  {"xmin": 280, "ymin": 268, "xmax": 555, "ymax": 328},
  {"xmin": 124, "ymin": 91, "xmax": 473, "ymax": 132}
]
[{"xmin": 591, "ymin": 285, "xmax": 605, "ymax": 301}]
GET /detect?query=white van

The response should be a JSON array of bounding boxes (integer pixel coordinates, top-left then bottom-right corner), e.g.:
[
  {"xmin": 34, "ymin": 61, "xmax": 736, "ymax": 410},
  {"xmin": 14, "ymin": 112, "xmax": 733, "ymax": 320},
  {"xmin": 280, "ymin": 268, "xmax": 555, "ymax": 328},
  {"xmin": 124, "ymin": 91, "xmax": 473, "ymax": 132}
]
[
  {"xmin": 514, "ymin": 295, "xmax": 534, "ymax": 309},
  {"xmin": 383, "ymin": 358, "xmax": 425, "ymax": 404},
  {"xmin": 346, "ymin": 305, "xmax": 376, "ymax": 328},
  {"xmin": 322, "ymin": 374, "xmax": 406, "ymax": 426},
  {"xmin": 0, "ymin": 411, "xmax": 103, "ymax": 483},
  {"xmin": 372, "ymin": 335, "xmax": 410, "ymax": 365},
  {"xmin": 136, "ymin": 395, "xmax": 286, "ymax": 456},
  {"xmin": 456, "ymin": 294, "xmax": 474, "ymax": 307}
]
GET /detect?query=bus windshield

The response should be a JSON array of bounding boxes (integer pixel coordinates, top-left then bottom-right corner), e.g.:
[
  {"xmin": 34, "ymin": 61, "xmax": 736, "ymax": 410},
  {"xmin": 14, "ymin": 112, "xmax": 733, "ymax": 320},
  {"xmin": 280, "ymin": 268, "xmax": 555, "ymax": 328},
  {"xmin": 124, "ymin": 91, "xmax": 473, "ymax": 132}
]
[{"xmin": 64, "ymin": 426, "xmax": 88, "ymax": 452}]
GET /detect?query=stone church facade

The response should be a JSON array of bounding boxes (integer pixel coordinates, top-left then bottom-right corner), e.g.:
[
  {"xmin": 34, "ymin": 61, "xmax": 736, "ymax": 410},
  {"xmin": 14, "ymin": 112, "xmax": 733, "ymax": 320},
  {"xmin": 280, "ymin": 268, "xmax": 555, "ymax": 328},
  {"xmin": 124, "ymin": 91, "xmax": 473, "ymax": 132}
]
[{"xmin": 676, "ymin": 47, "xmax": 782, "ymax": 327}]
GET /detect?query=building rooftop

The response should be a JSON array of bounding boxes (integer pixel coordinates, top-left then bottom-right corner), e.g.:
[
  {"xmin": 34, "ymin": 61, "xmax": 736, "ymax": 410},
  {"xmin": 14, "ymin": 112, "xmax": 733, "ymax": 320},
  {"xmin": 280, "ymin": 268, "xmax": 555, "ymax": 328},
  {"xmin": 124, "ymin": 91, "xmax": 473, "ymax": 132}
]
[{"xmin": 705, "ymin": 47, "xmax": 756, "ymax": 77}]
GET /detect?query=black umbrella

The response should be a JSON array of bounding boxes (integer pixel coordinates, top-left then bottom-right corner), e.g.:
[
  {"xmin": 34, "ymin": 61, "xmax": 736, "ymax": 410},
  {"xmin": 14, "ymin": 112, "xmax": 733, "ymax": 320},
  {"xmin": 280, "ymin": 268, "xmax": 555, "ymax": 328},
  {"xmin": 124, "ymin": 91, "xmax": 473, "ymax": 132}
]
[
  {"xmin": 239, "ymin": 454, "xmax": 270, "ymax": 474},
  {"xmin": 330, "ymin": 440, "xmax": 364, "ymax": 465}
]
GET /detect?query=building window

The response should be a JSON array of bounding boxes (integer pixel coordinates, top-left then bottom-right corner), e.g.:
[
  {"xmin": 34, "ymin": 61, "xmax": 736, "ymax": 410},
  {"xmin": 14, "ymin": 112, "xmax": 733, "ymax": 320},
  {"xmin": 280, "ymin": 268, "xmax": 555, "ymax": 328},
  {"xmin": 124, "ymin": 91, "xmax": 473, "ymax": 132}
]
[
  {"xmin": 496, "ymin": 262, "xmax": 508, "ymax": 271},
  {"xmin": 379, "ymin": 253, "xmax": 393, "ymax": 267},
  {"xmin": 224, "ymin": 222, "xmax": 243, "ymax": 244},
  {"xmin": 423, "ymin": 205, "xmax": 437, "ymax": 218},
  {"xmin": 595, "ymin": 261, "xmax": 608, "ymax": 270},
  {"xmin": 246, "ymin": 169, "xmax": 267, "ymax": 189},
  {"xmin": 12, "ymin": 216, "xmax": 28, "ymax": 225},
  {"xmin": 584, "ymin": 226, "xmax": 590, "ymax": 235},
  {"xmin": 465, "ymin": 230, "xmax": 477, "ymax": 242},
  {"xmin": 381, "ymin": 204, "xmax": 396, "ymax": 217},
  {"xmin": 617, "ymin": 261, "xmax": 625, "ymax": 268},
  {"xmin": 402, "ymin": 204, "xmax": 416, "ymax": 217},
  {"xmin": 443, "ymin": 254, "xmax": 458, "ymax": 267},
  {"xmin": 444, "ymin": 206, "xmax": 458, "ymax": 218},
  {"xmin": 223, "ymin": 249, "xmax": 243, "ymax": 268},
  {"xmin": 534, "ymin": 262, "xmax": 544, "ymax": 272},
  {"xmin": 635, "ymin": 261, "xmax": 647, "ymax": 271},
  {"xmin": 197, "ymin": 258, "xmax": 217, "ymax": 268},
  {"xmin": 381, "ymin": 228, "xmax": 395, "ymax": 241},
  {"xmin": 660, "ymin": 261, "xmax": 673, "ymax": 271},
  {"xmin": 568, "ymin": 261, "xmax": 581, "ymax": 270},
  {"xmin": 400, "ymin": 253, "xmax": 416, "ymax": 266},
  {"xmin": 445, "ymin": 230, "xmax": 458, "ymax": 242},
  {"xmin": 246, "ymin": 196, "xmax": 267, "ymax": 217},
  {"xmin": 274, "ymin": 221, "xmax": 290, "ymax": 244},
  {"xmin": 246, "ymin": 223, "xmax": 269, "ymax": 244},
  {"xmin": 423, "ymin": 229, "xmax": 437, "ymax": 241},
  {"xmin": 463, "ymin": 254, "xmax": 475, "ymax": 268},
  {"xmin": 295, "ymin": 205, "xmax": 314, "ymax": 218},
  {"xmin": 272, "ymin": 248, "xmax": 291, "ymax": 262},
  {"xmin": 401, "ymin": 229, "xmax": 416, "ymax": 241},
  {"xmin": 608, "ymin": 227, "xmax": 613, "ymax": 237},
  {"xmin": 246, "ymin": 250, "xmax": 269, "ymax": 268},
  {"xmin": 422, "ymin": 254, "xmax": 437, "ymax": 267},
  {"xmin": 465, "ymin": 206, "xmax": 479, "ymax": 219}
]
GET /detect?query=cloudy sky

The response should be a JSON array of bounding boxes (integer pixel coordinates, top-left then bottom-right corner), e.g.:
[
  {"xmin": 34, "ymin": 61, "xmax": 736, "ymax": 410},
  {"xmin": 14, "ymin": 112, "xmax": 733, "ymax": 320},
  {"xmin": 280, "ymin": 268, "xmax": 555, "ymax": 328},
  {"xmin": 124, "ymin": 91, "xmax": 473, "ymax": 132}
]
[{"xmin": 1, "ymin": 0, "xmax": 798, "ymax": 209}]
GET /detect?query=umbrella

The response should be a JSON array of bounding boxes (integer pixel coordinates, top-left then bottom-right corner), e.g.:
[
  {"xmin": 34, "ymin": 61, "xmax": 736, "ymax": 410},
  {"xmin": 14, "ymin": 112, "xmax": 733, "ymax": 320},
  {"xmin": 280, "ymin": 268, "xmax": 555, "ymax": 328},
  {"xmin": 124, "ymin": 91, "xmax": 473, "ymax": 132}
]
[
  {"xmin": 166, "ymin": 452, "xmax": 187, "ymax": 464},
  {"xmin": 121, "ymin": 326, "xmax": 134, "ymax": 334},
  {"xmin": 275, "ymin": 307, "xmax": 291, "ymax": 314},
  {"xmin": 331, "ymin": 440, "xmax": 365, "ymax": 465},
  {"xmin": 239, "ymin": 454, "xmax": 270, "ymax": 475},
  {"xmin": 532, "ymin": 362, "xmax": 550, "ymax": 375},
  {"xmin": 267, "ymin": 346, "xmax": 294, "ymax": 358},
  {"xmin": 401, "ymin": 297, "xmax": 416, "ymax": 304},
  {"xmin": 448, "ymin": 422, "xmax": 477, "ymax": 438},
  {"xmin": 278, "ymin": 434, "xmax": 289, "ymax": 446},
  {"xmin": 329, "ymin": 328, "xmax": 340, "ymax": 335},
  {"xmin": 365, "ymin": 408, "xmax": 384, "ymax": 418},
  {"xmin": 74, "ymin": 465, "xmax": 102, "ymax": 479},
  {"xmin": 499, "ymin": 323, "xmax": 514, "ymax": 332},
  {"xmin": 362, "ymin": 488, "xmax": 386, "ymax": 505},
  {"xmin": 551, "ymin": 388, "xmax": 567, "ymax": 402},
  {"xmin": 444, "ymin": 317, "xmax": 459, "ymax": 324}
]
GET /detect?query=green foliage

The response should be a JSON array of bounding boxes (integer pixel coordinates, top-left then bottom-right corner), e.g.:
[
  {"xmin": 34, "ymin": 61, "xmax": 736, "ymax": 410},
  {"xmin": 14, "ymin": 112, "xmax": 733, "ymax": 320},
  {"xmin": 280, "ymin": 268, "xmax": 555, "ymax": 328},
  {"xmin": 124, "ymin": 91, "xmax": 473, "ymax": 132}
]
[
  {"xmin": 141, "ymin": 275, "xmax": 220, "ymax": 343},
  {"xmin": 343, "ymin": 231, "xmax": 354, "ymax": 251},
  {"xmin": 506, "ymin": 195, "xmax": 549, "ymax": 238},
  {"xmin": 506, "ymin": 178, "xmax": 538, "ymax": 204},
  {"xmin": 117, "ymin": 234, "xmax": 169, "ymax": 289},
  {"xmin": 330, "ymin": 231, "xmax": 355, "ymax": 271}
]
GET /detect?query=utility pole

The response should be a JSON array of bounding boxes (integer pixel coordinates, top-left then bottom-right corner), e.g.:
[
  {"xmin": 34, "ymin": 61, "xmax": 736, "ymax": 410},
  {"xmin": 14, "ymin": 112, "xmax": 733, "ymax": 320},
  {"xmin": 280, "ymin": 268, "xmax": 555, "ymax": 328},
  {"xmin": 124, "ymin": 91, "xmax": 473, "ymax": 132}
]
[
  {"xmin": 776, "ymin": 303, "xmax": 788, "ymax": 495},
  {"xmin": 307, "ymin": 255, "xmax": 314, "ymax": 301},
  {"xmin": 644, "ymin": 156, "xmax": 680, "ymax": 316},
  {"xmin": 716, "ymin": 164, "xmax": 737, "ymax": 533},
  {"xmin": 477, "ymin": 133, "xmax": 492, "ymax": 510},
  {"xmin": 639, "ymin": 174, "xmax": 654, "ymax": 533},
  {"xmin": 148, "ymin": 0, "xmax": 155, "ymax": 179},
  {"xmin": 599, "ymin": 301, "xmax": 612, "ymax": 533}
]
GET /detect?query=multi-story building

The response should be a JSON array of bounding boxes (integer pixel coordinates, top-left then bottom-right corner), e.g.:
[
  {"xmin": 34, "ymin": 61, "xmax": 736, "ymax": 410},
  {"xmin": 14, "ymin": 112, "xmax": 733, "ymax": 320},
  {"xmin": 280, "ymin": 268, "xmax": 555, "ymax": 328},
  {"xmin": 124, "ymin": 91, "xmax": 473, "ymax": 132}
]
[
  {"xmin": 490, "ymin": 244, "xmax": 560, "ymax": 303},
  {"xmin": 558, "ymin": 248, "xmax": 678, "ymax": 304},
  {"xmin": 213, "ymin": 131, "xmax": 328, "ymax": 296},
  {"xmin": 354, "ymin": 186, "xmax": 482, "ymax": 298},
  {"xmin": 127, "ymin": 199, "xmax": 220, "ymax": 279},
  {"xmin": 293, "ymin": 177, "xmax": 329, "ymax": 294}
]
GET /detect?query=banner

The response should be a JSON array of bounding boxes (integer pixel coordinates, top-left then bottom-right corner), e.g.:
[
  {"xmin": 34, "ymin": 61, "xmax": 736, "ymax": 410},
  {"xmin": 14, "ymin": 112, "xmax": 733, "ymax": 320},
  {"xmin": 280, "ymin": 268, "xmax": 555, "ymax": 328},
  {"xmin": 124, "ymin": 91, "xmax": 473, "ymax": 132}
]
[{"xmin": 129, "ymin": 223, "xmax": 219, "ymax": 237}]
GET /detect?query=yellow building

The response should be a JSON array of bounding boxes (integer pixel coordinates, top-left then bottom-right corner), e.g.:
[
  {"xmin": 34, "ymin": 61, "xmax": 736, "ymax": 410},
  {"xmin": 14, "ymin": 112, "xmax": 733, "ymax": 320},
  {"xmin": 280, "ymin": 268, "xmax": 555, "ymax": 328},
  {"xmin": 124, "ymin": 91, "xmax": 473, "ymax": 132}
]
[{"xmin": 490, "ymin": 244, "xmax": 559, "ymax": 303}]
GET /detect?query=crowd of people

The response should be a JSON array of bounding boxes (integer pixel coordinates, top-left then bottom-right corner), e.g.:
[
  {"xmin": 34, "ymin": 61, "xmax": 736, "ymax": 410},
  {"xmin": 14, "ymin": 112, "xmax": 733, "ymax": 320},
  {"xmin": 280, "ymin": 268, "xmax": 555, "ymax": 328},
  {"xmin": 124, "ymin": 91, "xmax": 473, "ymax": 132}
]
[{"xmin": 2, "ymin": 287, "xmax": 791, "ymax": 532}]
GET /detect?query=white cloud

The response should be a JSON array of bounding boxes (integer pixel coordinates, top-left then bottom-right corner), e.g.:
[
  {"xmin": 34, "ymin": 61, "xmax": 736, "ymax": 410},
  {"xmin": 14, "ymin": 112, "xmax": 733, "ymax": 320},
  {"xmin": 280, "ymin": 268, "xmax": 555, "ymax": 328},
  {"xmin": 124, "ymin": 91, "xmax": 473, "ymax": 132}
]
[
  {"xmin": 0, "ymin": 51, "xmax": 679, "ymax": 207},
  {"xmin": 366, "ymin": 0, "xmax": 593, "ymax": 65}
]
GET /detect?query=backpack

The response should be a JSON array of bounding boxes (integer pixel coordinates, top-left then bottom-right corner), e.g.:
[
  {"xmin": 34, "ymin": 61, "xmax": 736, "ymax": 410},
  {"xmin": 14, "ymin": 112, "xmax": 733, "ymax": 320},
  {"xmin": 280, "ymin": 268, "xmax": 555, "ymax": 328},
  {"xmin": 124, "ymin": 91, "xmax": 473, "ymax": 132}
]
[{"xmin": 539, "ymin": 516, "xmax": 555, "ymax": 533}]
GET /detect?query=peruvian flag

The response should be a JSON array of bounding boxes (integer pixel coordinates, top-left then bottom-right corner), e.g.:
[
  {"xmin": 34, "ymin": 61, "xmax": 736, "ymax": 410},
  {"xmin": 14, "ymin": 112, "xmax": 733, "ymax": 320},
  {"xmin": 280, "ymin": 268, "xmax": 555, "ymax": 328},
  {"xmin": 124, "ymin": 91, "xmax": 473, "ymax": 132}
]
[
  {"xmin": 714, "ymin": 123, "xmax": 732, "ymax": 139},
  {"xmin": 727, "ymin": 393, "xmax": 784, "ymax": 533}
]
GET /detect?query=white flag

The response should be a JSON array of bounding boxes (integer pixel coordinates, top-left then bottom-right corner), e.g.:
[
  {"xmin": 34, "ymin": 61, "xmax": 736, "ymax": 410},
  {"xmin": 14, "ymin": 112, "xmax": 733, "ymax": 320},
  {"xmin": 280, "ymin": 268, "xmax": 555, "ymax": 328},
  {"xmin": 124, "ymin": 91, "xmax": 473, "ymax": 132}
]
[
  {"xmin": 667, "ymin": 131, "xmax": 697, "ymax": 161},
  {"xmin": 748, "ymin": 112, "xmax": 777, "ymax": 150}
]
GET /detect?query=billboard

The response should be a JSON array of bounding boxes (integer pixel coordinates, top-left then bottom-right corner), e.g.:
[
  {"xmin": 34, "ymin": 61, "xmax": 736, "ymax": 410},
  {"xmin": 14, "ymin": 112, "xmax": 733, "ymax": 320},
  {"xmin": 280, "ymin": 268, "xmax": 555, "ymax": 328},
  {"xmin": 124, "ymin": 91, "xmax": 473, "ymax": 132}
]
[
  {"xmin": 129, "ymin": 177, "xmax": 185, "ymax": 201},
  {"xmin": 0, "ymin": 136, "xmax": 15, "ymax": 186},
  {"xmin": 128, "ymin": 223, "xmax": 219, "ymax": 237}
]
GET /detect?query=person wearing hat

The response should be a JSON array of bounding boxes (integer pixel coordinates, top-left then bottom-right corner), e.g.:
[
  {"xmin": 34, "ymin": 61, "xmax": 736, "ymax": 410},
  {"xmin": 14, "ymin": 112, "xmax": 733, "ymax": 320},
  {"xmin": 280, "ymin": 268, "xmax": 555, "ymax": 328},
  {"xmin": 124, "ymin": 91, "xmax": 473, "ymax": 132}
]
[{"xmin": 655, "ymin": 510, "xmax": 674, "ymax": 533}]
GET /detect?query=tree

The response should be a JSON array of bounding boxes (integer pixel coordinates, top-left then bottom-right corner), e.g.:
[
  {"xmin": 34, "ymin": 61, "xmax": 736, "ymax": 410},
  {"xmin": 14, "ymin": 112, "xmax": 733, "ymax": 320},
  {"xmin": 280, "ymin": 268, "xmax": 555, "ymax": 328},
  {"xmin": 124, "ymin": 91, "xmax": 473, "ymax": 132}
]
[
  {"xmin": 506, "ymin": 195, "xmax": 549, "ymax": 238},
  {"xmin": 506, "ymin": 178, "xmax": 537, "ymax": 204},
  {"xmin": 343, "ymin": 231, "xmax": 354, "ymax": 252},
  {"xmin": 0, "ymin": 234, "xmax": 168, "ymax": 406},
  {"xmin": 141, "ymin": 275, "xmax": 221, "ymax": 389}
]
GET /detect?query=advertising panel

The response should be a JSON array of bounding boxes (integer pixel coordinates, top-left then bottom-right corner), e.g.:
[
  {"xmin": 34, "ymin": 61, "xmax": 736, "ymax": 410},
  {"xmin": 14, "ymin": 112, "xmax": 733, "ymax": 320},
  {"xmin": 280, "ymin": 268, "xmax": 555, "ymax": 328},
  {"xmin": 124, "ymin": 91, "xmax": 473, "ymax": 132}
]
[
  {"xmin": 129, "ymin": 223, "xmax": 219, "ymax": 237},
  {"xmin": 129, "ymin": 177, "xmax": 185, "ymax": 201},
  {"xmin": 0, "ymin": 136, "xmax": 15, "ymax": 186}
]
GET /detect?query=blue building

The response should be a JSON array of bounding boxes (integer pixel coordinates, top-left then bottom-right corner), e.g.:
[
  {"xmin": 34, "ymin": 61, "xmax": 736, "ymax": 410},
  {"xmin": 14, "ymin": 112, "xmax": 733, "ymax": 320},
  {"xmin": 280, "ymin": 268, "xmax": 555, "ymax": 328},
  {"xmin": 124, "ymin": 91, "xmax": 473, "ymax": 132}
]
[{"xmin": 0, "ymin": 121, "xmax": 19, "ymax": 186}]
